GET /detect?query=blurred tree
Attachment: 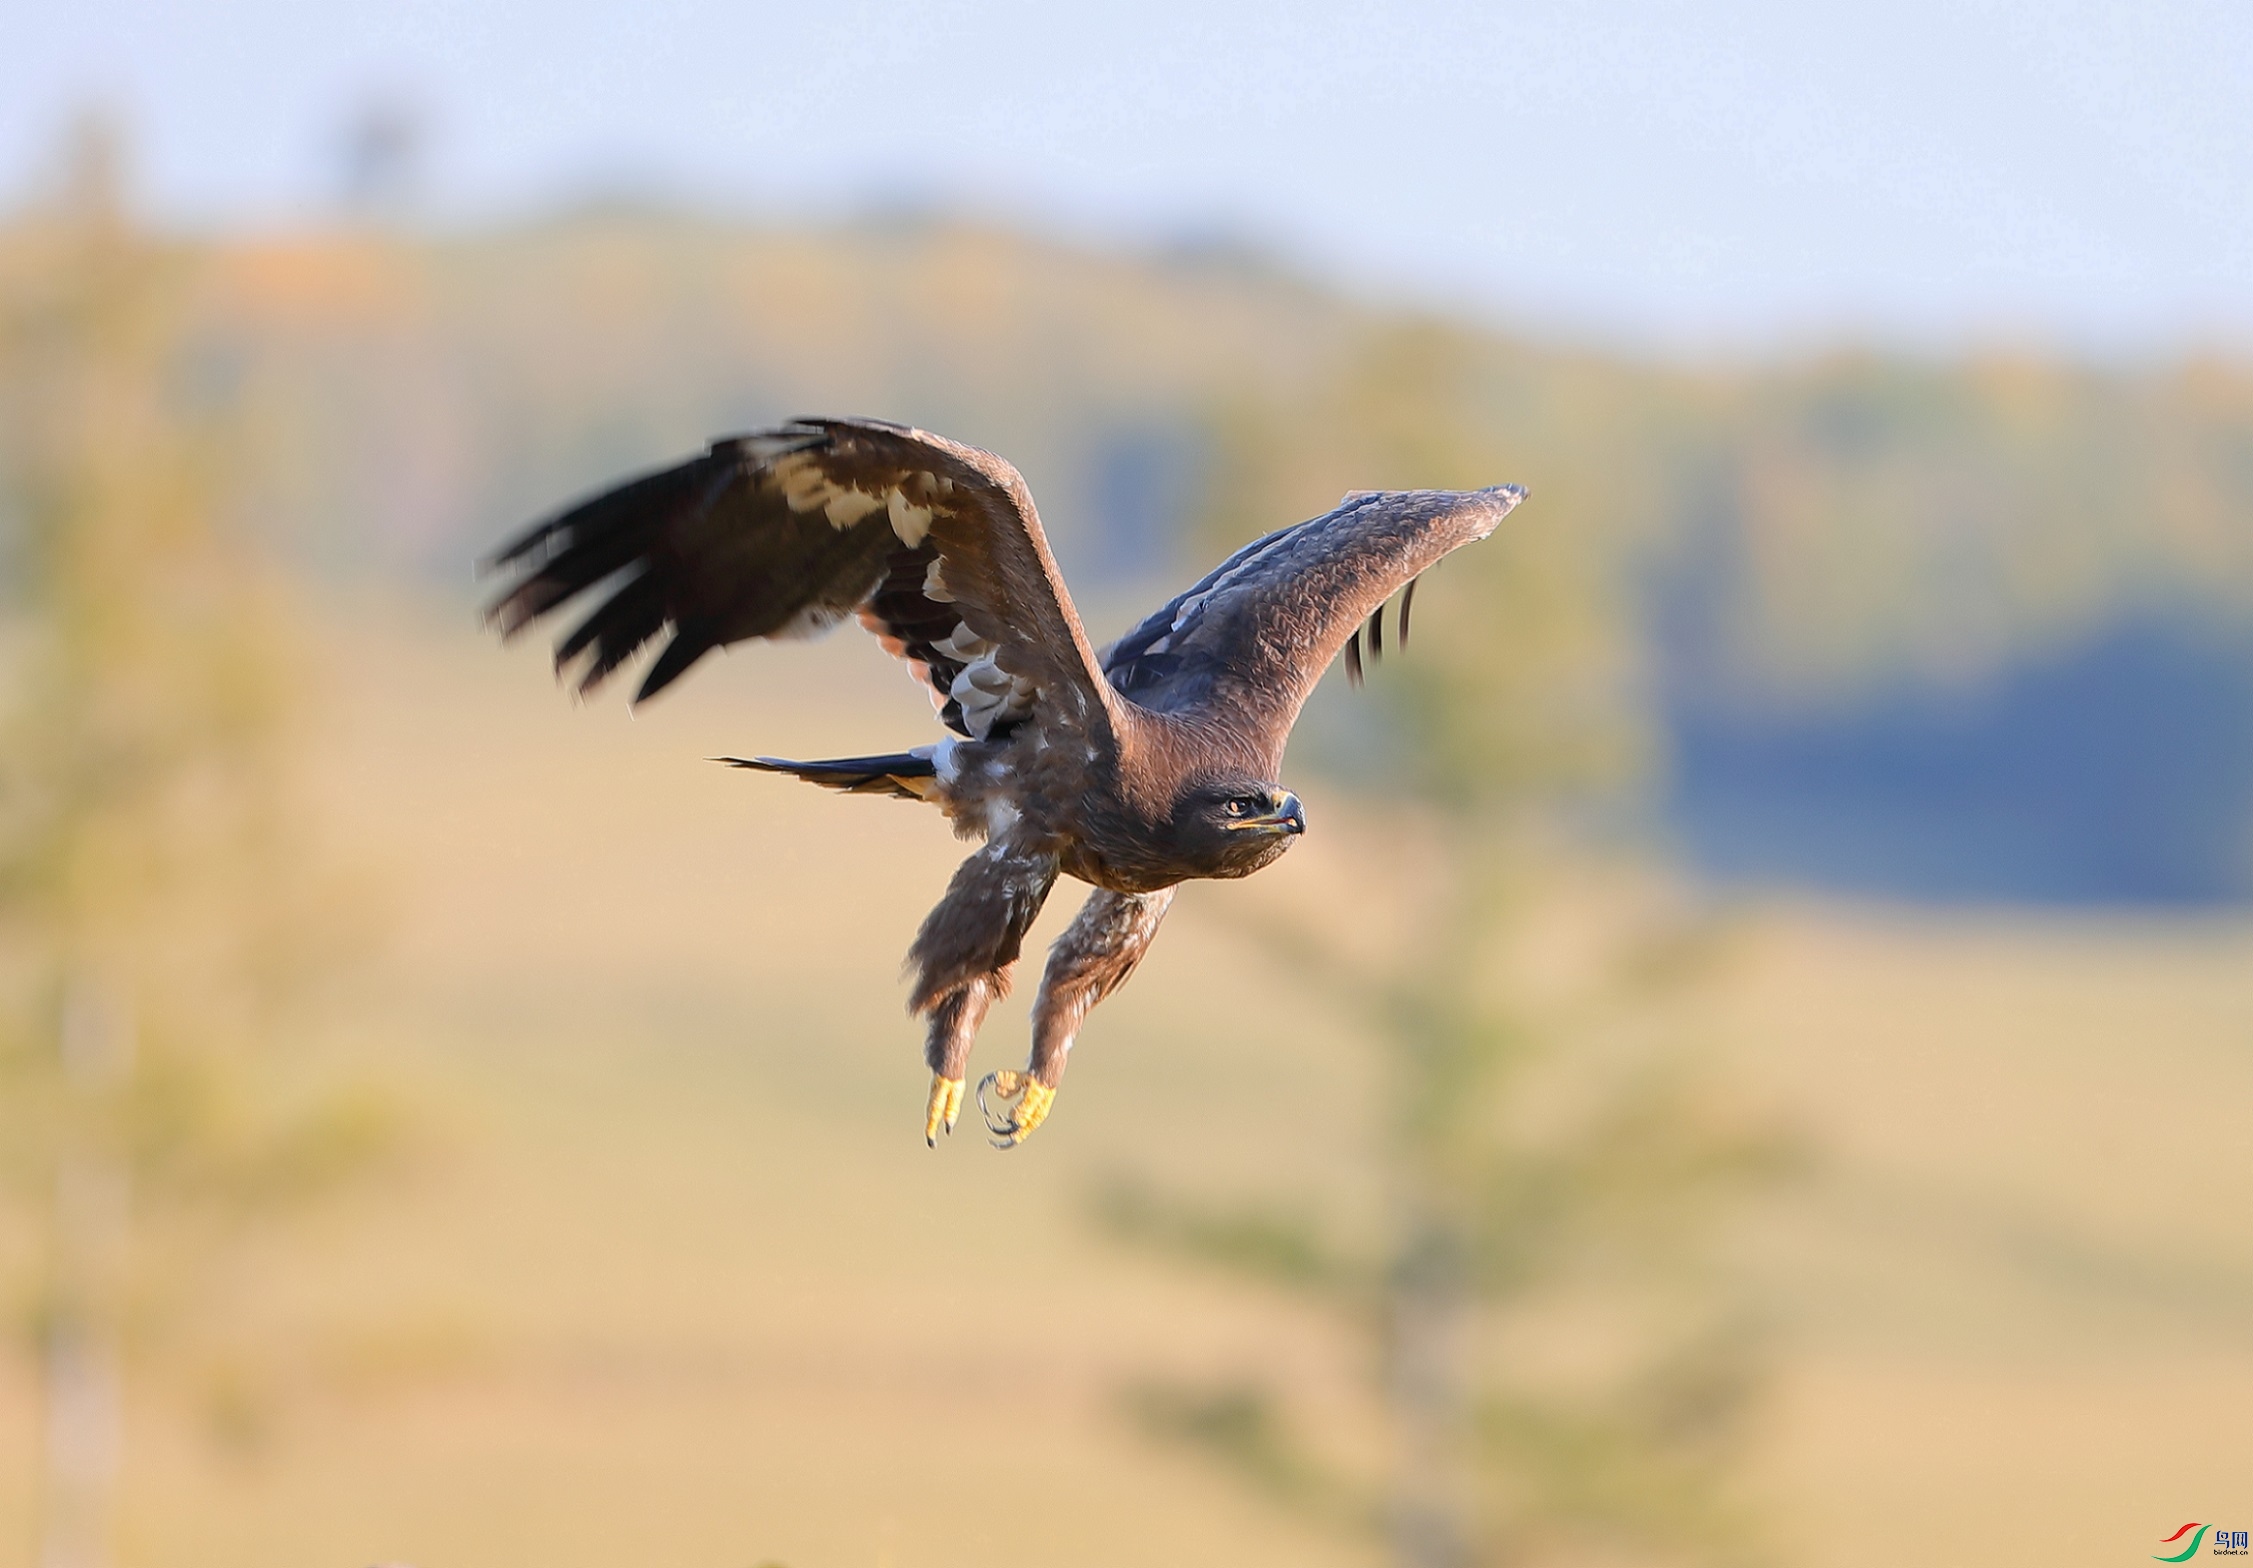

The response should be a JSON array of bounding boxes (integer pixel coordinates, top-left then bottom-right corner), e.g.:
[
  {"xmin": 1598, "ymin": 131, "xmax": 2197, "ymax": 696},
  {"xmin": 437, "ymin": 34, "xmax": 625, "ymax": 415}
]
[
  {"xmin": 1099, "ymin": 331, "xmax": 1792, "ymax": 1567},
  {"xmin": 0, "ymin": 123, "xmax": 392, "ymax": 1568}
]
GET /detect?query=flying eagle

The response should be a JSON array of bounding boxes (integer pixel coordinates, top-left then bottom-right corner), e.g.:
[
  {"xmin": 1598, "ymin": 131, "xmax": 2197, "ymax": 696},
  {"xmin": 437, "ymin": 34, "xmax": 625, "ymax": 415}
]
[{"xmin": 486, "ymin": 418, "xmax": 1525, "ymax": 1146}]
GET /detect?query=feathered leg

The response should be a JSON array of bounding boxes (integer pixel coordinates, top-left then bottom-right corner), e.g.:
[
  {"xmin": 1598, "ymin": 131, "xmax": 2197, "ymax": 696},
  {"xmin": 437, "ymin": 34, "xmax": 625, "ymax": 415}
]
[
  {"xmin": 980, "ymin": 887, "xmax": 1175, "ymax": 1147},
  {"xmin": 907, "ymin": 837, "xmax": 1059, "ymax": 1145}
]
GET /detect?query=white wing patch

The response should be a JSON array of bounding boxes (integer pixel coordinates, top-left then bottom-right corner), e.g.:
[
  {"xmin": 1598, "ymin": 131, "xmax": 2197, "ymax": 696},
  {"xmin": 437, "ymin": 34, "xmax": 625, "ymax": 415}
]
[
  {"xmin": 763, "ymin": 453, "xmax": 946, "ymax": 547},
  {"xmin": 951, "ymin": 658, "xmax": 1038, "ymax": 739},
  {"xmin": 933, "ymin": 618, "xmax": 1037, "ymax": 739},
  {"xmin": 887, "ymin": 486, "xmax": 934, "ymax": 548},
  {"xmin": 767, "ymin": 452, "xmax": 867, "ymax": 521},
  {"xmin": 823, "ymin": 489, "xmax": 884, "ymax": 527},
  {"xmin": 931, "ymin": 623, "xmax": 988, "ymax": 662}
]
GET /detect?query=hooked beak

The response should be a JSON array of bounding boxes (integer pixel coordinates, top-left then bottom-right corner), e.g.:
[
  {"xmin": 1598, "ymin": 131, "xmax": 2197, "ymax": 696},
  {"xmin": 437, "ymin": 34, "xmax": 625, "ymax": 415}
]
[{"xmin": 1225, "ymin": 790, "xmax": 1306, "ymax": 836}]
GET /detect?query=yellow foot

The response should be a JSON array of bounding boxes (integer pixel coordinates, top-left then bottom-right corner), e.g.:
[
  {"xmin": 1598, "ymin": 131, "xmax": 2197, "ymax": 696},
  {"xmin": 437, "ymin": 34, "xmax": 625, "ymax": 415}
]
[
  {"xmin": 977, "ymin": 1070, "xmax": 1056, "ymax": 1148},
  {"xmin": 924, "ymin": 1074, "xmax": 965, "ymax": 1146}
]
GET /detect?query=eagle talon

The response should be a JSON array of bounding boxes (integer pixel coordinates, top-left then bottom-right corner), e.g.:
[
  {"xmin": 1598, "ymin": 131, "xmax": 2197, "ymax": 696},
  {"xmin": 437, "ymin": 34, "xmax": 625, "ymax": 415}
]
[
  {"xmin": 924, "ymin": 1074, "xmax": 965, "ymax": 1147},
  {"xmin": 977, "ymin": 1069, "xmax": 1056, "ymax": 1148}
]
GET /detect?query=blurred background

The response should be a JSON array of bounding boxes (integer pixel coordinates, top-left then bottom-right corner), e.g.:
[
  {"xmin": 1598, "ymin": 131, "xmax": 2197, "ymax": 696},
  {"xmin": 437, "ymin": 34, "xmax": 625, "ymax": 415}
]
[{"xmin": 2, "ymin": 4, "xmax": 2250, "ymax": 1566}]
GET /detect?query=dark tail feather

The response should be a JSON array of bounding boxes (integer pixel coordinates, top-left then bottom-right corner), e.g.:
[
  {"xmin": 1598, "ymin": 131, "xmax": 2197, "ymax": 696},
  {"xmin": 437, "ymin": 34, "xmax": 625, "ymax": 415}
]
[{"xmin": 719, "ymin": 750, "xmax": 939, "ymax": 801}]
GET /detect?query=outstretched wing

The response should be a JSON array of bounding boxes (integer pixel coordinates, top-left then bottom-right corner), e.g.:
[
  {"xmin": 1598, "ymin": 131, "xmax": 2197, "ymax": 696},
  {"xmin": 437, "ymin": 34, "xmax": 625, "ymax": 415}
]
[
  {"xmin": 1101, "ymin": 485, "xmax": 1526, "ymax": 761},
  {"xmin": 485, "ymin": 418, "xmax": 1119, "ymax": 746}
]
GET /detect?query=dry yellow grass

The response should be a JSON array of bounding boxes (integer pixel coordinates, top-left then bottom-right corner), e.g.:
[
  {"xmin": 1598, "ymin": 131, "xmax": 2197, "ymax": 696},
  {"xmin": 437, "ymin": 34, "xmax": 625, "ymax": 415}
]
[
  {"xmin": 4, "ymin": 592, "xmax": 2248, "ymax": 1567},
  {"xmin": 1714, "ymin": 908, "xmax": 2253, "ymax": 1566}
]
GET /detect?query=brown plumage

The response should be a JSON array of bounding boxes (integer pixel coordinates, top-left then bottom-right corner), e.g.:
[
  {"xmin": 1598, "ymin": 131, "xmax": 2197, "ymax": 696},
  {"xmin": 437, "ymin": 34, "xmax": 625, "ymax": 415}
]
[{"xmin": 485, "ymin": 417, "xmax": 1526, "ymax": 1145}]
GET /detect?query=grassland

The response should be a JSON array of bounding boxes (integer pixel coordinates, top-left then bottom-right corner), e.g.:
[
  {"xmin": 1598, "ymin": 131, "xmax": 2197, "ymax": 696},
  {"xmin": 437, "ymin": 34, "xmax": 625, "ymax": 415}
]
[{"xmin": 4, "ymin": 593, "xmax": 2248, "ymax": 1568}]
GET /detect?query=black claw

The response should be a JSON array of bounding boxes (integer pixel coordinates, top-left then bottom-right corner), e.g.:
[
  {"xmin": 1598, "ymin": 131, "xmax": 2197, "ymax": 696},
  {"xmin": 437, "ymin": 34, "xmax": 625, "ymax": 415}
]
[
  {"xmin": 1344, "ymin": 629, "xmax": 1363, "ymax": 688},
  {"xmin": 1399, "ymin": 577, "xmax": 1417, "ymax": 650},
  {"xmin": 1369, "ymin": 603, "xmax": 1384, "ymax": 661},
  {"xmin": 975, "ymin": 1071, "xmax": 1010, "ymax": 1136}
]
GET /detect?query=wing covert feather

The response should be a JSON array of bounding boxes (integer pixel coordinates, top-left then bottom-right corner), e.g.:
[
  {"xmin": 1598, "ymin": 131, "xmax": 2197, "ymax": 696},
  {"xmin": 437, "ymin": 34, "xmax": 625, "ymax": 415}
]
[
  {"xmin": 1100, "ymin": 485, "xmax": 1526, "ymax": 762},
  {"xmin": 485, "ymin": 418, "xmax": 1120, "ymax": 747}
]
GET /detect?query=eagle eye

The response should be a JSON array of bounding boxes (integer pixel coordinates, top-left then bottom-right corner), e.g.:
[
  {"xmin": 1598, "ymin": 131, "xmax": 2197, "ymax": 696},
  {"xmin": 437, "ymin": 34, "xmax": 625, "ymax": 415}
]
[{"xmin": 1223, "ymin": 798, "xmax": 1249, "ymax": 818}]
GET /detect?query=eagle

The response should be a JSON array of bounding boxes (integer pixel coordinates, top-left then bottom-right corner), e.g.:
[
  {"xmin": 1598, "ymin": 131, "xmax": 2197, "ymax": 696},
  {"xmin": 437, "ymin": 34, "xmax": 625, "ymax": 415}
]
[{"xmin": 486, "ymin": 418, "xmax": 1525, "ymax": 1147}]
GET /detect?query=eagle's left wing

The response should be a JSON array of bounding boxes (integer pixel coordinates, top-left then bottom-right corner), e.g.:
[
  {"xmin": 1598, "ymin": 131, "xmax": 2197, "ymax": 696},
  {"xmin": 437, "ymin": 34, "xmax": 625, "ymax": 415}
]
[
  {"xmin": 485, "ymin": 418, "xmax": 1123, "ymax": 750},
  {"xmin": 1101, "ymin": 486, "xmax": 1526, "ymax": 764}
]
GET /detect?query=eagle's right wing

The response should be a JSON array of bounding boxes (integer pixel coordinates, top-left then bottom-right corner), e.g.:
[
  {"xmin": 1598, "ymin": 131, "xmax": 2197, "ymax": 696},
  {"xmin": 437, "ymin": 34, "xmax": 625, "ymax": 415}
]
[
  {"xmin": 485, "ymin": 418, "xmax": 1121, "ymax": 750},
  {"xmin": 1101, "ymin": 486, "xmax": 1527, "ymax": 767}
]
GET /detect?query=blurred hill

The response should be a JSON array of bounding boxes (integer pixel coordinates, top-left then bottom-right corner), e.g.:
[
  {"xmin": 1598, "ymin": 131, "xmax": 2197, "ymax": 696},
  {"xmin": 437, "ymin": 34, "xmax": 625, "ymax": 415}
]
[{"xmin": 69, "ymin": 207, "xmax": 2253, "ymax": 901}]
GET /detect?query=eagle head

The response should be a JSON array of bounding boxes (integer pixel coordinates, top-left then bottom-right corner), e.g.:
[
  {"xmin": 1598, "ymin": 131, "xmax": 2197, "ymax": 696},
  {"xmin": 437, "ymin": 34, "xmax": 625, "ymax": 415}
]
[{"xmin": 1170, "ymin": 777, "xmax": 1307, "ymax": 879}]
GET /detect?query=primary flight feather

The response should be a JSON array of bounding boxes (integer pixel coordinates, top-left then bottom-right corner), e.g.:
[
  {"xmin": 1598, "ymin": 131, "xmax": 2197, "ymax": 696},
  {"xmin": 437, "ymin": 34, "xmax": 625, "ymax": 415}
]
[{"xmin": 487, "ymin": 417, "xmax": 1526, "ymax": 1146}]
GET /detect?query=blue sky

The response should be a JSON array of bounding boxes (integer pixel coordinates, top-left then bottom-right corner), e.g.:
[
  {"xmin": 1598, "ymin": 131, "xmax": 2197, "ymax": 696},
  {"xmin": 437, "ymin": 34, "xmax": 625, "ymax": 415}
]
[{"xmin": 7, "ymin": 0, "xmax": 2250, "ymax": 351}]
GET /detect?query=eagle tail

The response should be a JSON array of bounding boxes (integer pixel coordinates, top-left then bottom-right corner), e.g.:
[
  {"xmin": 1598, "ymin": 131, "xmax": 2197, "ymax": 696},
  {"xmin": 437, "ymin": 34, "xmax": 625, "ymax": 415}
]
[{"xmin": 719, "ymin": 750, "xmax": 940, "ymax": 802}]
